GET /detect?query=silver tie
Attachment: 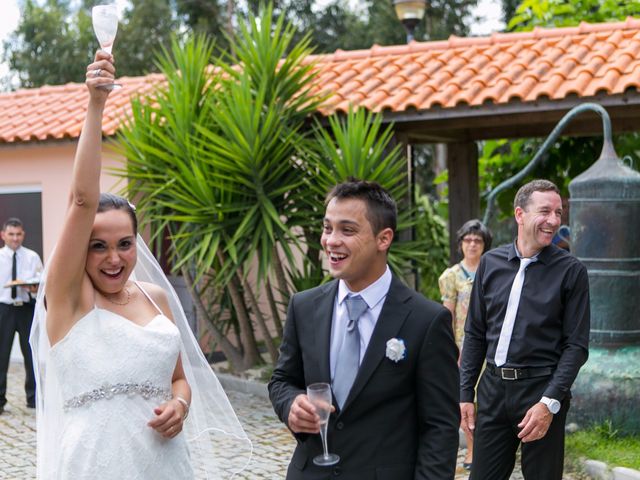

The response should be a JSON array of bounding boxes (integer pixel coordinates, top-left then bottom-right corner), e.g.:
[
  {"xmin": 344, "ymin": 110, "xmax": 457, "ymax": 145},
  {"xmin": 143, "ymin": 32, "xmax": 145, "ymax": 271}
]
[
  {"xmin": 333, "ymin": 295, "xmax": 368, "ymax": 408},
  {"xmin": 494, "ymin": 257, "xmax": 536, "ymax": 367}
]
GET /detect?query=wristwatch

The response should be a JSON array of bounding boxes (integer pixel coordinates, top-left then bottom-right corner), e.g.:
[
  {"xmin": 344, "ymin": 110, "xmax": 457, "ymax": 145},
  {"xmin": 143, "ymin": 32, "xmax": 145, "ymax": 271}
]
[{"xmin": 540, "ymin": 396, "xmax": 561, "ymax": 414}]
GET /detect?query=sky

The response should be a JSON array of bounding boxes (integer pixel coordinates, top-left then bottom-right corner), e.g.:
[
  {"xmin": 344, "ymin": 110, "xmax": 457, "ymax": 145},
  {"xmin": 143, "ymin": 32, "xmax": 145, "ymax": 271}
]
[{"xmin": 0, "ymin": 0, "xmax": 505, "ymax": 87}]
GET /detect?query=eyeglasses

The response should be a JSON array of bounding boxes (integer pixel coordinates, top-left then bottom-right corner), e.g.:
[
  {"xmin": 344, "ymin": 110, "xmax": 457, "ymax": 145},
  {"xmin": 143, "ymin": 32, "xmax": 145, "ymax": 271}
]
[{"xmin": 462, "ymin": 237, "xmax": 484, "ymax": 245}]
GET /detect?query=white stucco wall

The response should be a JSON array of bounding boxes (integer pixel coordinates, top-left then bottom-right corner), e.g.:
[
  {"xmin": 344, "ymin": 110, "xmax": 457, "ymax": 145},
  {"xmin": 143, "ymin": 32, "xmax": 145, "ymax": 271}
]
[{"xmin": 0, "ymin": 139, "xmax": 125, "ymax": 261}]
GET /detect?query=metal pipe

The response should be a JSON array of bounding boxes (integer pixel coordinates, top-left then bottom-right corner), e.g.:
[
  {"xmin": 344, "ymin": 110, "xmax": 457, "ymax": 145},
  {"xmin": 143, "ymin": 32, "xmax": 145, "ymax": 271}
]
[{"xmin": 482, "ymin": 102, "xmax": 613, "ymax": 225}]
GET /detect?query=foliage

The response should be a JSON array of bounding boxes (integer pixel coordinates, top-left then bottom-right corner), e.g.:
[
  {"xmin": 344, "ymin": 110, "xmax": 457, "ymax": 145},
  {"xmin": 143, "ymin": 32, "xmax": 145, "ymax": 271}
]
[
  {"xmin": 116, "ymin": 0, "xmax": 177, "ymax": 76},
  {"xmin": 500, "ymin": 0, "xmax": 521, "ymax": 25},
  {"xmin": 2, "ymin": 0, "xmax": 176, "ymax": 89},
  {"xmin": 116, "ymin": 5, "xmax": 322, "ymax": 369},
  {"xmin": 508, "ymin": 0, "xmax": 640, "ymax": 31},
  {"xmin": 115, "ymin": 6, "xmax": 327, "ymax": 371},
  {"xmin": 176, "ymin": 0, "xmax": 230, "ymax": 51},
  {"xmin": 414, "ymin": 195, "xmax": 450, "ymax": 301},
  {"xmin": 4, "ymin": 0, "xmax": 481, "ymax": 89},
  {"xmin": 311, "ymin": 108, "xmax": 437, "ymax": 281},
  {"xmin": 565, "ymin": 422, "xmax": 640, "ymax": 470},
  {"xmin": 474, "ymin": 0, "xmax": 640, "ymax": 230},
  {"xmin": 2, "ymin": 0, "xmax": 92, "ymax": 88},
  {"xmin": 235, "ymin": 0, "xmax": 480, "ymax": 50},
  {"xmin": 115, "ymin": 3, "xmax": 445, "ymax": 370}
]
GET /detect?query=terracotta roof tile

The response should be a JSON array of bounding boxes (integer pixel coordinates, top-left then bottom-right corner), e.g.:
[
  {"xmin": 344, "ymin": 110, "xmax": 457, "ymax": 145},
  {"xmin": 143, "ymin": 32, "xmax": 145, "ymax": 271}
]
[{"xmin": 3, "ymin": 18, "xmax": 640, "ymax": 144}]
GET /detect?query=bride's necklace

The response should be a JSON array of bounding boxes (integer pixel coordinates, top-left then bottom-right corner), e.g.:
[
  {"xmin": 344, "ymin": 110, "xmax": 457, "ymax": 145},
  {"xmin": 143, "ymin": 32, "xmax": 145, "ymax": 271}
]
[{"xmin": 104, "ymin": 286, "xmax": 131, "ymax": 306}]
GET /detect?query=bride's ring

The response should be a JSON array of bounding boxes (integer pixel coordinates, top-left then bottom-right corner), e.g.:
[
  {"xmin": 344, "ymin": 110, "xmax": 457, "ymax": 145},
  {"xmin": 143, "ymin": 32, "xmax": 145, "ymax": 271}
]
[{"xmin": 93, "ymin": 68, "xmax": 101, "ymax": 78}]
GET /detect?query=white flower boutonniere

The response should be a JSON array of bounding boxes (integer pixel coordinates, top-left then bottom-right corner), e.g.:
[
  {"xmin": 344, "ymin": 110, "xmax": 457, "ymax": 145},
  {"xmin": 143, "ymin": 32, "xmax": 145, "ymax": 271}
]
[{"xmin": 386, "ymin": 338, "xmax": 406, "ymax": 362}]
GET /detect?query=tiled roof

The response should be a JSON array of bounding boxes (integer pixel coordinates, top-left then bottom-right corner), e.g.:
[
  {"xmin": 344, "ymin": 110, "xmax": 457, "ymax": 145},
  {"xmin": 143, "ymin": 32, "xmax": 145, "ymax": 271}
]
[
  {"xmin": 2, "ymin": 18, "xmax": 640, "ymax": 144},
  {"xmin": 311, "ymin": 17, "xmax": 640, "ymax": 114},
  {"xmin": 0, "ymin": 74, "xmax": 165, "ymax": 143}
]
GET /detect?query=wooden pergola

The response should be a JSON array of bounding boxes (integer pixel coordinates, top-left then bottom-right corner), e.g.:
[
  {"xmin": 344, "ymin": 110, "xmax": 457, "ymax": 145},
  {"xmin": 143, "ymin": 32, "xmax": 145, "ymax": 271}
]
[{"xmin": 307, "ymin": 17, "xmax": 640, "ymax": 256}]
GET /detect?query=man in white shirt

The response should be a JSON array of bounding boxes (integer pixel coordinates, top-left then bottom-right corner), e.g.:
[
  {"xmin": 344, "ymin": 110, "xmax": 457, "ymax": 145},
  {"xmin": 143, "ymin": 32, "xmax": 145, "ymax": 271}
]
[
  {"xmin": 0, "ymin": 218, "xmax": 43, "ymax": 412},
  {"xmin": 269, "ymin": 180, "xmax": 460, "ymax": 479}
]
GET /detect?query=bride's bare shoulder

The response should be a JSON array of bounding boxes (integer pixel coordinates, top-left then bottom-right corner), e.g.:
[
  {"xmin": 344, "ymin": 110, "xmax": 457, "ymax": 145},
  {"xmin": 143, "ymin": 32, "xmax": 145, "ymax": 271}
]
[
  {"xmin": 136, "ymin": 281, "xmax": 167, "ymax": 299},
  {"xmin": 136, "ymin": 281, "xmax": 172, "ymax": 318}
]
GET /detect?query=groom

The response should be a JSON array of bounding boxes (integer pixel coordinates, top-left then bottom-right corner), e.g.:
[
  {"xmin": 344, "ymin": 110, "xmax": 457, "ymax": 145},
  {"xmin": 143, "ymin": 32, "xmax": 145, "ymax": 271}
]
[{"xmin": 269, "ymin": 180, "xmax": 460, "ymax": 479}]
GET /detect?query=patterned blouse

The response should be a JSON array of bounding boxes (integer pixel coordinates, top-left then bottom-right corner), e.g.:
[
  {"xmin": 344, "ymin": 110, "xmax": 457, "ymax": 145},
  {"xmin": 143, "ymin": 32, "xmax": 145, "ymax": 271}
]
[{"xmin": 438, "ymin": 263, "xmax": 476, "ymax": 347}]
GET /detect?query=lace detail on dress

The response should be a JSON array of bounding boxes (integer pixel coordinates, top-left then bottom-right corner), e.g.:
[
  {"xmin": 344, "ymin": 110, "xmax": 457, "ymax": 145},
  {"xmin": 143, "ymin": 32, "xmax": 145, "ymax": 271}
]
[{"xmin": 47, "ymin": 307, "xmax": 194, "ymax": 479}]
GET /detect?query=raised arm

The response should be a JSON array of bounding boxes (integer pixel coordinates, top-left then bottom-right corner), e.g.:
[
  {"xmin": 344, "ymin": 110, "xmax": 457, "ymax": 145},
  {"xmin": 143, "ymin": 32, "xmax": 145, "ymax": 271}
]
[{"xmin": 45, "ymin": 51, "xmax": 117, "ymax": 344}]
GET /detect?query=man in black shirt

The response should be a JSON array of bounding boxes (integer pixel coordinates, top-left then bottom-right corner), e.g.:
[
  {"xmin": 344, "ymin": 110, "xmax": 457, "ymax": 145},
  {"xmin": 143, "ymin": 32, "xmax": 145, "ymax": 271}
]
[{"xmin": 460, "ymin": 179, "xmax": 590, "ymax": 479}]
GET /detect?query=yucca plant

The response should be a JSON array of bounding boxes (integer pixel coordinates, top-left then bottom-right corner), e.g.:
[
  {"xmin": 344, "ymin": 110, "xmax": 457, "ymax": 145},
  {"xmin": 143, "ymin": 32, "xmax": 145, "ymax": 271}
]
[
  {"xmin": 114, "ymin": 5, "xmax": 447, "ymax": 372},
  {"xmin": 115, "ymin": 5, "xmax": 326, "ymax": 371},
  {"xmin": 306, "ymin": 108, "xmax": 436, "ymax": 281}
]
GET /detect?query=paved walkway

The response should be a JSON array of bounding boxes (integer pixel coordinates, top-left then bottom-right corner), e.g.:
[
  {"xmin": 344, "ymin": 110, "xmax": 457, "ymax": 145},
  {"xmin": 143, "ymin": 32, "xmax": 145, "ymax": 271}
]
[
  {"xmin": 0, "ymin": 363, "xmax": 37, "ymax": 479},
  {"xmin": 0, "ymin": 362, "xmax": 581, "ymax": 479}
]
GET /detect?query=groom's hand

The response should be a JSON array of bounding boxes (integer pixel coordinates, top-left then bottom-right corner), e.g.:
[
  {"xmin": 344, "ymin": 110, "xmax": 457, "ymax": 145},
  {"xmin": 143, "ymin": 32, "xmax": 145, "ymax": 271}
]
[{"xmin": 288, "ymin": 394, "xmax": 331, "ymax": 434}]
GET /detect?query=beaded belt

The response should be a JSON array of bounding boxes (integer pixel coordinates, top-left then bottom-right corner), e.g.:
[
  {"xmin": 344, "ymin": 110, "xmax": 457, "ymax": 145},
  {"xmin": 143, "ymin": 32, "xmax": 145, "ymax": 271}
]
[{"xmin": 63, "ymin": 381, "xmax": 172, "ymax": 410}]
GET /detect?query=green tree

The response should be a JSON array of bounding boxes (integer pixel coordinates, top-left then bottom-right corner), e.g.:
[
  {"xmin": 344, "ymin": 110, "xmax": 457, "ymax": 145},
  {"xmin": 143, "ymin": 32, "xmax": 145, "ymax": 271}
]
[
  {"xmin": 116, "ymin": 7, "xmax": 323, "ymax": 370},
  {"xmin": 116, "ymin": 5, "xmax": 446, "ymax": 371},
  {"xmin": 115, "ymin": 0, "xmax": 176, "ymax": 76},
  {"xmin": 2, "ymin": 0, "xmax": 92, "ymax": 88},
  {"xmin": 240, "ymin": 0, "xmax": 479, "ymax": 51},
  {"xmin": 4, "ymin": 0, "xmax": 482, "ymax": 90},
  {"xmin": 501, "ymin": 0, "xmax": 521, "ymax": 25},
  {"xmin": 175, "ymin": 0, "xmax": 232, "ymax": 53},
  {"xmin": 2, "ymin": 0, "xmax": 175, "ymax": 89},
  {"xmin": 508, "ymin": 0, "xmax": 640, "ymax": 30},
  {"xmin": 340, "ymin": 0, "xmax": 479, "ymax": 46},
  {"xmin": 311, "ymin": 108, "xmax": 434, "ymax": 275},
  {"xmin": 473, "ymin": 0, "xmax": 640, "ymax": 232}
]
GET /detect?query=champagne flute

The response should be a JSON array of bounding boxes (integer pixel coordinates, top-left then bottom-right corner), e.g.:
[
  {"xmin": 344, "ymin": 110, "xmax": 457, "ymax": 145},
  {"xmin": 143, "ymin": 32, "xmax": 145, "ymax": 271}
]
[
  {"xmin": 307, "ymin": 383, "xmax": 340, "ymax": 466},
  {"xmin": 91, "ymin": 4, "xmax": 121, "ymax": 90}
]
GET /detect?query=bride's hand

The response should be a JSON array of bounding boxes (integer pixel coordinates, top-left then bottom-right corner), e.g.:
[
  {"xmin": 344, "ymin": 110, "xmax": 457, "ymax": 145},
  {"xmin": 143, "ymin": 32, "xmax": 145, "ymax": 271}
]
[
  {"xmin": 147, "ymin": 399, "xmax": 186, "ymax": 438},
  {"xmin": 85, "ymin": 50, "xmax": 115, "ymax": 100}
]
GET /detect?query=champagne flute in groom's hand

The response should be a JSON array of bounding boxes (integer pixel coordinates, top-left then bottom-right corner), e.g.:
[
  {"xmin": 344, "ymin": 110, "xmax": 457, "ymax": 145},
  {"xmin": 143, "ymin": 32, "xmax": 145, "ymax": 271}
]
[{"xmin": 307, "ymin": 383, "xmax": 340, "ymax": 466}]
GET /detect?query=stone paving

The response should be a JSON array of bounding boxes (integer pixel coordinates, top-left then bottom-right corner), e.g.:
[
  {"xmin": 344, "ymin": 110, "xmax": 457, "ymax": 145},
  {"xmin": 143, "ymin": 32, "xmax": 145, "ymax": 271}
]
[
  {"xmin": 0, "ymin": 361, "xmax": 582, "ymax": 479},
  {"xmin": 0, "ymin": 363, "xmax": 37, "ymax": 479}
]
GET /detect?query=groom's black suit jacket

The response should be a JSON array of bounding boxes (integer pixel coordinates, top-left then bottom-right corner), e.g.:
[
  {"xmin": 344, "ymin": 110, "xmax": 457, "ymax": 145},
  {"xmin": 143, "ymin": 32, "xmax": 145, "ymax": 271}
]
[{"xmin": 269, "ymin": 275, "xmax": 460, "ymax": 480}]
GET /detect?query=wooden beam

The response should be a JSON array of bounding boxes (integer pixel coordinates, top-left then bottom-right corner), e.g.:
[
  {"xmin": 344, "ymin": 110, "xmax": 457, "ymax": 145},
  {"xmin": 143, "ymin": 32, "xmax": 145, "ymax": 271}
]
[
  {"xmin": 447, "ymin": 142, "xmax": 479, "ymax": 263},
  {"xmin": 387, "ymin": 93, "xmax": 640, "ymax": 142},
  {"xmin": 391, "ymin": 131, "xmax": 420, "ymax": 289}
]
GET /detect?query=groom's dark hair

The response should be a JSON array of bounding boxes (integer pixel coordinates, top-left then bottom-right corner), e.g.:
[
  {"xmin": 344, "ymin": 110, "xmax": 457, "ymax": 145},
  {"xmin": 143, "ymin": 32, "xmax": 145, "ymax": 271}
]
[{"xmin": 325, "ymin": 178, "xmax": 397, "ymax": 235}]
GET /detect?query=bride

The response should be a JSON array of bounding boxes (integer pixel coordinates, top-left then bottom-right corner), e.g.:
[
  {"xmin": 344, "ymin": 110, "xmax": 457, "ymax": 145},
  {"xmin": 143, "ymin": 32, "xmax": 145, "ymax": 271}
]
[{"xmin": 30, "ymin": 51, "xmax": 251, "ymax": 479}]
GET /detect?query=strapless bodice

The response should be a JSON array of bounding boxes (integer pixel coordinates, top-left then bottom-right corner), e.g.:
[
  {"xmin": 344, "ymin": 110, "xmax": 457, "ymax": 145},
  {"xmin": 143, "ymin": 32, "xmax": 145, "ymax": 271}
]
[
  {"xmin": 45, "ymin": 306, "xmax": 193, "ymax": 479},
  {"xmin": 50, "ymin": 307, "xmax": 180, "ymax": 403}
]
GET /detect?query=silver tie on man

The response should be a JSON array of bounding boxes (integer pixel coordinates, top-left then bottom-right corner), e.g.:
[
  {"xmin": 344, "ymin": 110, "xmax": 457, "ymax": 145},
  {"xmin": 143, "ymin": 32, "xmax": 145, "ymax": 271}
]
[{"xmin": 333, "ymin": 295, "xmax": 368, "ymax": 408}]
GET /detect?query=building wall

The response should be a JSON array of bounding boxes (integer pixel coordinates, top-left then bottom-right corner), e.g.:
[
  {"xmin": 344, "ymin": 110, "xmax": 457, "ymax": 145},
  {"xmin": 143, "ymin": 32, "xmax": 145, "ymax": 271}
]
[{"xmin": 0, "ymin": 139, "xmax": 125, "ymax": 261}]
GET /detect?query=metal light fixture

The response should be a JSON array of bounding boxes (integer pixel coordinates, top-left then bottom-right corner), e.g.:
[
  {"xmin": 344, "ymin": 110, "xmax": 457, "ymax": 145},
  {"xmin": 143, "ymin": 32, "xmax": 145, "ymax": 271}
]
[{"xmin": 393, "ymin": 0, "xmax": 427, "ymax": 43}]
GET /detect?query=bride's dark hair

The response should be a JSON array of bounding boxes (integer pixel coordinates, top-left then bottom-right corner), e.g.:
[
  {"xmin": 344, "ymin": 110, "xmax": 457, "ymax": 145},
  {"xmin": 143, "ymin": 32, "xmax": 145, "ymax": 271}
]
[{"xmin": 97, "ymin": 193, "xmax": 138, "ymax": 234}]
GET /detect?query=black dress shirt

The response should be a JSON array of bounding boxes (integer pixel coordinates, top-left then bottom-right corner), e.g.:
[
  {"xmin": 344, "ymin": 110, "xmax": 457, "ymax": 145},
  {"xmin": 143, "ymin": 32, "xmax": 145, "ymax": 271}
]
[{"xmin": 460, "ymin": 242, "xmax": 590, "ymax": 403}]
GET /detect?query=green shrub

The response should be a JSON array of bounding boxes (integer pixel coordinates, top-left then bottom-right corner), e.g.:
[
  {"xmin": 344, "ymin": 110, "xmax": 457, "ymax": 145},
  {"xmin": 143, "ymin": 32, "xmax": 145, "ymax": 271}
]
[{"xmin": 566, "ymin": 422, "xmax": 640, "ymax": 471}]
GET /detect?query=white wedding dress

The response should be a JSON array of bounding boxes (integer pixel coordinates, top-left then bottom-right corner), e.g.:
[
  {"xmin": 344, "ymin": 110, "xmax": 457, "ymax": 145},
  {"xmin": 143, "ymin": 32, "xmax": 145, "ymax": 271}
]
[{"xmin": 47, "ymin": 284, "xmax": 194, "ymax": 479}]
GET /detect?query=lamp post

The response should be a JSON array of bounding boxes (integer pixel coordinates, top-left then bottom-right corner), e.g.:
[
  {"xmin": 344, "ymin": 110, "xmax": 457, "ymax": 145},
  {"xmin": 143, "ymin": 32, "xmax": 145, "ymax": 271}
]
[
  {"xmin": 393, "ymin": 1, "xmax": 426, "ymax": 288},
  {"xmin": 393, "ymin": 0, "xmax": 427, "ymax": 43}
]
